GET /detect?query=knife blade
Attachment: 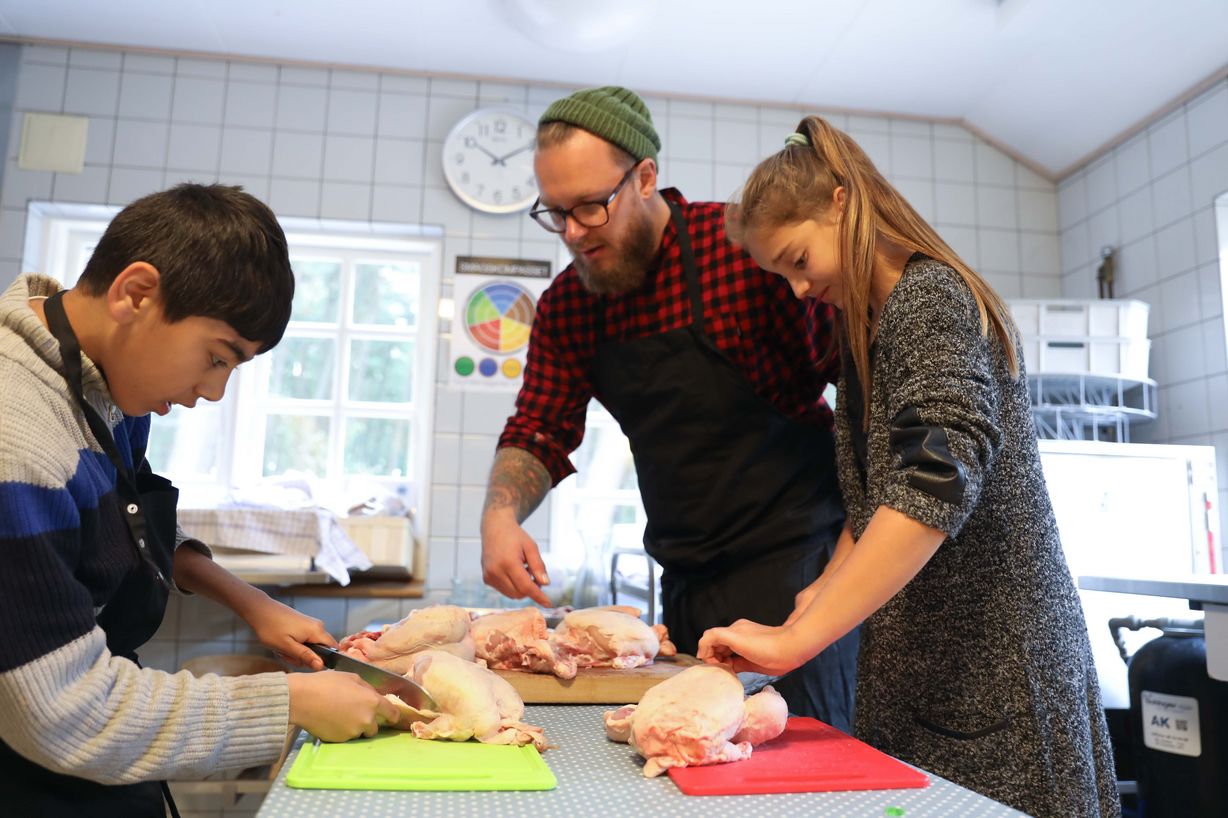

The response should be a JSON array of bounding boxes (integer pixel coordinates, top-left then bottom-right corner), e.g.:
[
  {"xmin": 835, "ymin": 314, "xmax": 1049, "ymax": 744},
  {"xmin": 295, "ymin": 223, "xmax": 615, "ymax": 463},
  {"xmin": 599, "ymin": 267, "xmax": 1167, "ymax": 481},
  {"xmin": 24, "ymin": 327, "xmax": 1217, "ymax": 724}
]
[{"xmin": 306, "ymin": 643, "xmax": 438, "ymax": 711}]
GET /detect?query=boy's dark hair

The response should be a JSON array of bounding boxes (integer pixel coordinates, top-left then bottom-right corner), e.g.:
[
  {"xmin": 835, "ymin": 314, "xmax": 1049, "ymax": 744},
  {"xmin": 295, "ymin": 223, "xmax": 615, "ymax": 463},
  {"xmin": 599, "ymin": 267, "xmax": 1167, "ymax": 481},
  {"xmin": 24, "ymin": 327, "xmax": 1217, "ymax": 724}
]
[{"xmin": 77, "ymin": 183, "xmax": 294, "ymax": 352}]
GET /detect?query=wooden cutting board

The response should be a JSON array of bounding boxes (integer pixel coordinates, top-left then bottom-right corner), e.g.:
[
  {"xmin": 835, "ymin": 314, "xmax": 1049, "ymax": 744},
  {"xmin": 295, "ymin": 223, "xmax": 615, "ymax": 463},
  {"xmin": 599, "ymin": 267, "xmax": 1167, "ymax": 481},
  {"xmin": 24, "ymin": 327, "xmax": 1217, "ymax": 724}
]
[{"xmin": 494, "ymin": 654, "xmax": 702, "ymax": 704}]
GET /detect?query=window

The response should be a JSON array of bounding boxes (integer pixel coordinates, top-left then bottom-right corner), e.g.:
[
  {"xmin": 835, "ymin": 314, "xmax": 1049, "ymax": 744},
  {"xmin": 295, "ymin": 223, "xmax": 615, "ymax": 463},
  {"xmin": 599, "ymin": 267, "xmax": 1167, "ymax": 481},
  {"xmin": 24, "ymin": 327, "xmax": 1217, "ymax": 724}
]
[
  {"xmin": 25, "ymin": 203, "xmax": 441, "ymax": 514},
  {"xmin": 231, "ymin": 232, "xmax": 440, "ymax": 505},
  {"xmin": 549, "ymin": 401, "xmax": 651, "ymax": 610}
]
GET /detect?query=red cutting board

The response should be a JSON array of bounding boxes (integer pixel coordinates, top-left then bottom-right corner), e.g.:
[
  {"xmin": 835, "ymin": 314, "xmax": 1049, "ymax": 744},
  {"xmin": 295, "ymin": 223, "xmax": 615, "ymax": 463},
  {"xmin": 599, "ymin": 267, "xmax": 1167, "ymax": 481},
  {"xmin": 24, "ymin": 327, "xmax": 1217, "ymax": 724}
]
[{"xmin": 668, "ymin": 717, "xmax": 929, "ymax": 795}]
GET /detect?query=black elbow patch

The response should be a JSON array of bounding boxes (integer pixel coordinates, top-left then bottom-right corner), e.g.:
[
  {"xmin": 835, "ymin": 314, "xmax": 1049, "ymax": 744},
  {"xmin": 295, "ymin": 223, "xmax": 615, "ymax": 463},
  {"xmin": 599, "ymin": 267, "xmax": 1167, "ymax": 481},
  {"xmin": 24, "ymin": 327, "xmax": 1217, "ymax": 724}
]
[{"xmin": 889, "ymin": 407, "xmax": 966, "ymax": 505}]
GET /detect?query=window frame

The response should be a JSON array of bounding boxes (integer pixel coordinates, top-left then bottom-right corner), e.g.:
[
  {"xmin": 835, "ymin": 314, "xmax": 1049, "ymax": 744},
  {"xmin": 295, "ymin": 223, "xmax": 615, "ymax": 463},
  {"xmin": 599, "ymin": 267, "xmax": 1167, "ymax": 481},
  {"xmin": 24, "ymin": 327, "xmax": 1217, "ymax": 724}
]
[{"xmin": 24, "ymin": 202, "xmax": 442, "ymax": 525}]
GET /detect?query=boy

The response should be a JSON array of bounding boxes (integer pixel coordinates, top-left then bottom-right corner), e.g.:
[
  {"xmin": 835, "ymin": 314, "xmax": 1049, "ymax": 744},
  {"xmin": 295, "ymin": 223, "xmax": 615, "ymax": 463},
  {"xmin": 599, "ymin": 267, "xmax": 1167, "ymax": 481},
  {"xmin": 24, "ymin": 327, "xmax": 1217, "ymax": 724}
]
[{"xmin": 0, "ymin": 184, "xmax": 399, "ymax": 817}]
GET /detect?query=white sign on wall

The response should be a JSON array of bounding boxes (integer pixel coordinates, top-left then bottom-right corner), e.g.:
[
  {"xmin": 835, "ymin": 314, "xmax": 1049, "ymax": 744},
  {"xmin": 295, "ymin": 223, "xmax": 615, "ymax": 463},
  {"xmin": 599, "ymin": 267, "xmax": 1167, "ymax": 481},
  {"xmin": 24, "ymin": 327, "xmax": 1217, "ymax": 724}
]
[{"xmin": 450, "ymin": 256, "xmax": 551, "ymax": 388}]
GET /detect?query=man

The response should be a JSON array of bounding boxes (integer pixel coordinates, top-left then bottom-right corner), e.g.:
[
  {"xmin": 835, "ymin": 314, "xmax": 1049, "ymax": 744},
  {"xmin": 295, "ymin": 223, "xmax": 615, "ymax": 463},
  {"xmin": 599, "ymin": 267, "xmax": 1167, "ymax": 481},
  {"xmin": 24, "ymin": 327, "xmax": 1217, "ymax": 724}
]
[{"xmin": 479, "ymin": 87, "xmax": 856, "ymax": 727}]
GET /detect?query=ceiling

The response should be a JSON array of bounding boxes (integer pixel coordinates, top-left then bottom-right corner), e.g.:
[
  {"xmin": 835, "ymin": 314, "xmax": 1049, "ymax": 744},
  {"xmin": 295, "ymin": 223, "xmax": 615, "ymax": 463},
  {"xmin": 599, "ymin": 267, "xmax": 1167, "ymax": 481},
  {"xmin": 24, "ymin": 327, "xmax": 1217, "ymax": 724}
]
[{"xmin": 1, "ymin": 0, "xmax": 1226, "ymax": 178}]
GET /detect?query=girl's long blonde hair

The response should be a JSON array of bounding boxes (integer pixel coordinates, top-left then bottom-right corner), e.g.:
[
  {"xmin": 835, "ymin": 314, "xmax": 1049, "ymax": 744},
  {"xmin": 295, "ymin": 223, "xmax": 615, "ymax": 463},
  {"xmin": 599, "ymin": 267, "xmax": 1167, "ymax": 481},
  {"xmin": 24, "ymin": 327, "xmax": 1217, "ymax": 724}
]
[{"xmin": 726, "ymin": 115, "xmax": 1019, "ymax": 429}]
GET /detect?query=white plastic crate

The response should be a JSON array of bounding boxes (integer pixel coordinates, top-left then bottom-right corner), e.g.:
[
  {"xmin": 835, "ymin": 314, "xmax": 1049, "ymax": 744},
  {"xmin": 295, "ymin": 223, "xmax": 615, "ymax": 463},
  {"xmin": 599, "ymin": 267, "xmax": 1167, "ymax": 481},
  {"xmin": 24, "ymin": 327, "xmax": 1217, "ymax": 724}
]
[
  {"xmin": 1020, "ymin": 336, "xmax": 1151, "ymax": 380},
  {"xmin": 339, "ymin": 515, "xmax": 421, "ymax": 577},
  {"xmin": 1008, "ymin": 299, "xmax": 1149, "ymax": 342}
]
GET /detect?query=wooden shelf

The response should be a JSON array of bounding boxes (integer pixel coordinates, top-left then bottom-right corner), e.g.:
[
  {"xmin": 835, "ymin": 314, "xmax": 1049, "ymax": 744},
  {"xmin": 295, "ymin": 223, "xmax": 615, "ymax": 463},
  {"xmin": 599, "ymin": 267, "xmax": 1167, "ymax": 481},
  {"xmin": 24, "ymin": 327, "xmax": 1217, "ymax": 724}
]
[{"xmin": 264, "ymin": 579, "xmax": 425, "ymax": 599}]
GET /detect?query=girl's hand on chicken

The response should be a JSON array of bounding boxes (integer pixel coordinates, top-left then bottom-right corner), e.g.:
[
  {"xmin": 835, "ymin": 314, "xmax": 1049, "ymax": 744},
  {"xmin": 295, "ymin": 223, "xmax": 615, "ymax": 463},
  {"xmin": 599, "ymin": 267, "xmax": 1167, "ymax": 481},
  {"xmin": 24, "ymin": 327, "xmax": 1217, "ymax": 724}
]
[{"xmin": 698, "ymin": 619, "xmax": 807, "ymax": 676}]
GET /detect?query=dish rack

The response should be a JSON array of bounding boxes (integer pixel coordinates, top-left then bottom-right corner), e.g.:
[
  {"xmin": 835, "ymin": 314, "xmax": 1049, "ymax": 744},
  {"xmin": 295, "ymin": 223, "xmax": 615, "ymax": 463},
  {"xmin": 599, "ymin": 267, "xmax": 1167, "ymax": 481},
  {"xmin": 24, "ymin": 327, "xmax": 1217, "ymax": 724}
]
[{"xmin": 1008, "ymin": 299, "xmax": 1156, "ymax": 442}]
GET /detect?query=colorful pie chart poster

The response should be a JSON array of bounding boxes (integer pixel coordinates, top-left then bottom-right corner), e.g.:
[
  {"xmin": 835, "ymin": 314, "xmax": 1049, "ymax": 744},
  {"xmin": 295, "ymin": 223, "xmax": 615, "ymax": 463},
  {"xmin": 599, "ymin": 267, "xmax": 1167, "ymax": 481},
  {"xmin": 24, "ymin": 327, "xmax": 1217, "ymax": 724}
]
[{"xmin": 450, "ymin": 258, "xmax": 550, "ymax": 388}]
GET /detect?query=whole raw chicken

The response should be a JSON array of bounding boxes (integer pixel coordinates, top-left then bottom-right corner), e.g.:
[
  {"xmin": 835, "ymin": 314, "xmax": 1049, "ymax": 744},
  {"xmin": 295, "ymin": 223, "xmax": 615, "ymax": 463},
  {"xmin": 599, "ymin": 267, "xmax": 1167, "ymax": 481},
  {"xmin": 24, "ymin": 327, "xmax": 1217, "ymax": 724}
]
[
  {"xmin": 386, "ymin": 649, "xmax": 547, "ymax": 751},
  {"xmin": 603, "ymin": 664, "xmax": 787, "ymax": 777},
  {"xmin": 339, "ymin": 604, "xmax": 475, "ymax": 673},
  {"xmin": 551, "ymin": 608, "xmax": 677, "ymax": 670},
  {"xmin": 471, "ymin": 608, "xmax": 577, "ymax": 679}
]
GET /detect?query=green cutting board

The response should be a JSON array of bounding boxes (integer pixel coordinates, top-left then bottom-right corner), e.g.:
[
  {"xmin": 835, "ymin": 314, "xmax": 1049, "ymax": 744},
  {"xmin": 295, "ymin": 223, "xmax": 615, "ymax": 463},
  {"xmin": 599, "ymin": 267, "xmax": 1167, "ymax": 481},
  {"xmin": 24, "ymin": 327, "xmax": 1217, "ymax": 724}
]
[{"xmin": 286, "ymin": 729, "xmax": 556, "ymax": 791}]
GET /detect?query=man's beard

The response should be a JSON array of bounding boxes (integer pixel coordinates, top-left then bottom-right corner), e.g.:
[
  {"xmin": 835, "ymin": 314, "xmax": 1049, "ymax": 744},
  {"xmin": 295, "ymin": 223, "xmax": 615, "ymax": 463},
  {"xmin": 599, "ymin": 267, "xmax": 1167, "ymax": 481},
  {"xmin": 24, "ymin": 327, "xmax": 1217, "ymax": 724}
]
[{"xmin": 571, "ymin": 209, "xmax": 659, "ymax": 296}]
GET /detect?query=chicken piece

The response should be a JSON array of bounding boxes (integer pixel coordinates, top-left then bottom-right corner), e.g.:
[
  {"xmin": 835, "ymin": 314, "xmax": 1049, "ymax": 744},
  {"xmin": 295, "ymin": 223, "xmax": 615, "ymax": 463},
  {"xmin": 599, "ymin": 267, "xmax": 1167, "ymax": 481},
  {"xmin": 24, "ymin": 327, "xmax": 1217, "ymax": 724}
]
[
  {"xmin": 471, "ymin": 608, "xmax": 577, "ymax": 679},
  {"xmin": 551, "ymin": 608, "xmax": 677, "ymax": 669},
  {"xmin": 603, "ymin": 665, "xmax": 787, "ymax": 777},
  {"xmin": 340, "ymin": 604, "xmax": 475, "ymax": 673},
  {"xmin": 386, "ymin": 649, "xmax": 547, "ymax": 751},
  {"xmin": 732, "ymin": 686, "xmax": 789, "ymax": 745}
]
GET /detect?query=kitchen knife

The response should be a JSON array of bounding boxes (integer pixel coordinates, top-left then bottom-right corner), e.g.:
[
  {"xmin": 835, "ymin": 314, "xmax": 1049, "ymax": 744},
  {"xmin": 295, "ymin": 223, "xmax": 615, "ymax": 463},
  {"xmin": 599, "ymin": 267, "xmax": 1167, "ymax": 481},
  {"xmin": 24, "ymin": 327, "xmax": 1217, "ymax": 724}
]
[{"xmin": 306, "ymin": 643, "xmax": 438, "ymax": 711}]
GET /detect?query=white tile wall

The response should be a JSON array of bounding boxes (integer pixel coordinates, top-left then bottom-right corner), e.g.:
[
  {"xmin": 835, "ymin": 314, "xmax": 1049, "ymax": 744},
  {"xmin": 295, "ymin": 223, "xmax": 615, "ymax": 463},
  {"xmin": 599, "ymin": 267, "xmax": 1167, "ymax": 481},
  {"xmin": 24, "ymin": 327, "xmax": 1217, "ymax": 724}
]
[
  {"xmin": 0, "ymin": 46, "xmax": 1068, "ymax": 719},
  {"xmin": 1059, "ymin": 75, "xmax": 1228, "ymax": 538}
]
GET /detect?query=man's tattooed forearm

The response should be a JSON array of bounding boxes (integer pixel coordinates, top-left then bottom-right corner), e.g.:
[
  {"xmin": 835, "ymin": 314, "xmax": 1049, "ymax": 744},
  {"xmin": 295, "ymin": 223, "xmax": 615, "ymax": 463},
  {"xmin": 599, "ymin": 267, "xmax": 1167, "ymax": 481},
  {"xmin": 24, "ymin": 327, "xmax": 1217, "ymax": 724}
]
[{"xmin": 484, "ymin": 448, "xmax": 552, "ymax": 522}]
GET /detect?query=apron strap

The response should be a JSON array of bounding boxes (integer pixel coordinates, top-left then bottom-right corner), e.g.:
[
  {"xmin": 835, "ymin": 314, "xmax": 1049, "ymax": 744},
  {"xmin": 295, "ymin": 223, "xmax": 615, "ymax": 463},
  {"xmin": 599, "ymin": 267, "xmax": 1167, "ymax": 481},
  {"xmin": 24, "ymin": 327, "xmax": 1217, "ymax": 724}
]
[
  {"xmin": 594, "ymin": 199, "xmax": 708, "ymax": 342},
  {"xmin": 664, "ymin": 200, "xmax": 707, "ymax": 338},
  {"xmin": 44, "ymin": 291, "xmax": 140, "ymax": 498},
  {"xmin": 43, "ymin": 290, "xmax": 162, "ymax": 580}
]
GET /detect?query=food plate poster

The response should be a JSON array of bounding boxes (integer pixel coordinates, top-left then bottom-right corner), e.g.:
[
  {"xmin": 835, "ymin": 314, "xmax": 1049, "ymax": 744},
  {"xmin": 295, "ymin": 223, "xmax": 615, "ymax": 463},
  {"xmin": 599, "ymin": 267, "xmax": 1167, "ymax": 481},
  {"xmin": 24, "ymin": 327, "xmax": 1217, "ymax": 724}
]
[{"xmin": 450, "ymin": 256, "xmax": 551, "ymax": 388}]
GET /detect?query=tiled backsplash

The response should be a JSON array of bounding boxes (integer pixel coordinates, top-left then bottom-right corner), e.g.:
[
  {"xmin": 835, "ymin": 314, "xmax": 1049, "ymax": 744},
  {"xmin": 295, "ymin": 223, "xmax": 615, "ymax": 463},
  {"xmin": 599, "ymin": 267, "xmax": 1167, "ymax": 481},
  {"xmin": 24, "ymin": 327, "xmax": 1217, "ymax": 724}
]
[
  {"xmin": 0, "ymin": 41, "xmax": 1064, "ymax": 610},
  {"xmin": 0, "ymin": 38, "xmax": 1104, "ymax": 700},
  {"xmin": 1057, "ymin": 76, "xmax": 1228, "ymax": 537},
  {"xmin": 0, "ymin": 37, "xmax": 1223, "ymax": 818}
]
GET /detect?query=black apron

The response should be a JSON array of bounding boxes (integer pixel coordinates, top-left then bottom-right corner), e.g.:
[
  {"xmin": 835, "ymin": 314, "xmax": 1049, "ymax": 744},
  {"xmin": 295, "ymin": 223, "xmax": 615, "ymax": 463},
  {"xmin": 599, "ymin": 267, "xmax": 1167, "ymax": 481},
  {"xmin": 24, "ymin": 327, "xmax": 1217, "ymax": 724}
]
[
  {"xmin": 592, "ymin": 202, "xmax": 858, "ymax": 729},
  {"xmin": 0, "ymin": 291, "xmax": 181, "ymax": 818}
]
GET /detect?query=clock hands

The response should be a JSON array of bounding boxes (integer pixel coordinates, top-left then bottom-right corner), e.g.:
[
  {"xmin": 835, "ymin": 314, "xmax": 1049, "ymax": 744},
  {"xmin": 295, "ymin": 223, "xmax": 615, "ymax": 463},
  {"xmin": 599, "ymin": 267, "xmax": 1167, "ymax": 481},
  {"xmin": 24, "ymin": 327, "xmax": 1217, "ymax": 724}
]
[
  {"xmin": 493, "ymin": 141, "xmax": 535, "ymax": 165},
  {"xmin": 466, "ymin": 139, "xmax": 504, "ymax": 165}
]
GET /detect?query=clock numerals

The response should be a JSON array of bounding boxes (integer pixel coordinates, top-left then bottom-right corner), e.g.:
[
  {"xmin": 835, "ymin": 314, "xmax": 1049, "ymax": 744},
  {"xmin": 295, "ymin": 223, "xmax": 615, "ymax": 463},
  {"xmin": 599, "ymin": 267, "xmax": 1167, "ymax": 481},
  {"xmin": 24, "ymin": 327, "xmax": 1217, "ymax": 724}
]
[{"xmin": 444, "ymin": 109, "xmax": 538, "ymax": 213}]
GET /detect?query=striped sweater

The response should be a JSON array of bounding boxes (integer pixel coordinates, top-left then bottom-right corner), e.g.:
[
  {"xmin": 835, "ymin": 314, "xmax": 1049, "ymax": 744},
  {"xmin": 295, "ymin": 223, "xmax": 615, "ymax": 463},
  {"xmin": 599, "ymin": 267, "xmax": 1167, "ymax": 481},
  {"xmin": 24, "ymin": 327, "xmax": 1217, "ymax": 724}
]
[{"xmin": 0, "ymin": 274, "xmax": 288, "ymax": 784}]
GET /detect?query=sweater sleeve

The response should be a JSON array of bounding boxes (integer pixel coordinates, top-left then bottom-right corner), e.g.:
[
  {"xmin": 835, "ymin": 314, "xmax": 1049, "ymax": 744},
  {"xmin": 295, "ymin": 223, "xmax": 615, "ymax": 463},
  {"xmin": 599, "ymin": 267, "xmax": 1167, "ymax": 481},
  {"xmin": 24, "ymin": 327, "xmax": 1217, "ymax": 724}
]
[
  {"xmin": 0, "ymin": 629, "xmax": 289, "ymax": 784},
  {"xmin": 877, "ymin": 263, "xmax": 1005, "ymax": 537},
  {"xmin": 0, "ymin": 429, "xmax": 287, "ymax": 784}
]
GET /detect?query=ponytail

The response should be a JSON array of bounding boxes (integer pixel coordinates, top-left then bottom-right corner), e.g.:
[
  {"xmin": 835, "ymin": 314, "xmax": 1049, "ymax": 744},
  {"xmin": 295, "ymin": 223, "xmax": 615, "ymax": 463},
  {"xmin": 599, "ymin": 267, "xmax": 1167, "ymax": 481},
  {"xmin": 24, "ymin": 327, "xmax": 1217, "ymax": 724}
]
[{"xmin": 728, "ymin": 115, "xmax": 1019, "ymax": 429}]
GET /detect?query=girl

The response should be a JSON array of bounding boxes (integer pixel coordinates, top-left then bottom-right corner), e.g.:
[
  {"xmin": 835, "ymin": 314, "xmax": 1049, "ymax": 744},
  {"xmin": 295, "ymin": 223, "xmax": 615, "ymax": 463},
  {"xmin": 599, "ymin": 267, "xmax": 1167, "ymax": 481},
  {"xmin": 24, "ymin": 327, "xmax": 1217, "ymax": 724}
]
[{"xmin": 698, "ymin": 116, "xmax": 1119, "ymax": 818}]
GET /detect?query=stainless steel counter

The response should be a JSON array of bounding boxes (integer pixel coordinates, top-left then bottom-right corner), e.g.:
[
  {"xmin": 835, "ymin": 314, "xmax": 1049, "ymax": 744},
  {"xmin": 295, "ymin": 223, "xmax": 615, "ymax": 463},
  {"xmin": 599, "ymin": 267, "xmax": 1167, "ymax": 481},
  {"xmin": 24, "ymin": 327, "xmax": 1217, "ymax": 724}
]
[
  {"xmin": 255, "ymin": 705, "xmax": 1025, "ymax": 818},
  {"xmin": 1079, "ymin": 573, "xmax": 1228, "ymax": 680}
]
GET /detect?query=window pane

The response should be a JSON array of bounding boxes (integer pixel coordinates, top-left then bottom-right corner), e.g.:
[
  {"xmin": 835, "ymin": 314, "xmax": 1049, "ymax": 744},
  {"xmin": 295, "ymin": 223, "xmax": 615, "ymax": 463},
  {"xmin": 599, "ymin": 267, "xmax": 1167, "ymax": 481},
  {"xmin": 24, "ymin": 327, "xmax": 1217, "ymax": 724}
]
[
  {"xmin": 352, "ymin": 261, "xmax": 419, "ymax": 327},
  {"xmin": 263, "ymin": 415, "xmax": 330, "ymax": 476},
  {"xmin": 344, "ymin": 417, "xmax": 410, "ymax": 476},
  {"xmin": 290, "ymin": 259, "xmax": 342, "ymax": 322},
  {"xmin": 571, "ymin": 424, "xmax": 638, "ymax": 490},
  {"xmin": 348, "ymin": 339, "xmax": 413, "ymax": 403},
  {"xmin": 269, "ymin": 337, "xmax": 336, "ymax": 399},
  {"xmin": 146, "ymin": 403, "xmax": 224, "ymax": 479}
]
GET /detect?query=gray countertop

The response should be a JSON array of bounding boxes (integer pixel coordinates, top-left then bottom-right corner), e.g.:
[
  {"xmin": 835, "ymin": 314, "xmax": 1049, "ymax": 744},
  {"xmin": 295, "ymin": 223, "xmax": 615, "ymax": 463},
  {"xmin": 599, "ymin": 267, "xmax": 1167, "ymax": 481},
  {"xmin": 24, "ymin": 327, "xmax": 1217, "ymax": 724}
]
[
  {"xmin": 256, "ymin": 705, "xmax": 1025, "ymax": 818},
  {"xmin": 1078, "ymin": 573, "xmax": 1228, "ymax": 604}
]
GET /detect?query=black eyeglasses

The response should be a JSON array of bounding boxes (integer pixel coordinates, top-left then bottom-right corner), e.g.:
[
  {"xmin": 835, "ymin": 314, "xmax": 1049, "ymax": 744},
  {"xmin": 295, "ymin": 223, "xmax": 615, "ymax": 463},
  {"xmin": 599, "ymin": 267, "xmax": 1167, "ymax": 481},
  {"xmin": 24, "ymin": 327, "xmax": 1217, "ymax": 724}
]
[{"xmin": 529, "ymin": 162, "xmax": 639, "ymax": 234}]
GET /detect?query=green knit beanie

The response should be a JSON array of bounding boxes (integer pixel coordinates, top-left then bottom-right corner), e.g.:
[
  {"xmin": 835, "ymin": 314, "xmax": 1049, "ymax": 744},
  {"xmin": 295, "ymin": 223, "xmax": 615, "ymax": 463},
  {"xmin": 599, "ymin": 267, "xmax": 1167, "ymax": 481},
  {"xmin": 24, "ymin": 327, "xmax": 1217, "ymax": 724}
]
[{"xmin": 540, "ymin": 86, "xmax": 661, "ymax": 163}]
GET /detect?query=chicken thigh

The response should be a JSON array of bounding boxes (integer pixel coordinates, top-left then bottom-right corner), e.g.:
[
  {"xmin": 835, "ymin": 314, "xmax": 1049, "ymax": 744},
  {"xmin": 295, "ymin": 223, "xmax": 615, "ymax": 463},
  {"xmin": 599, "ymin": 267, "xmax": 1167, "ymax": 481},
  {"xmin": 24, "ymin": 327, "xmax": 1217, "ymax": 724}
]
[
  {"xmin": 471, "ymin": 608, "xmax": 577, "ymax": 679},
  {"xmin": 386, "ymin": 649, "xmax": 547, "ymax": 751},
  {"xmin": 340, "ymin": 604, "xmax": 475, "ymax": 673},
  {"xmin": 603, "ymin": 664, "xmax": 787, "ymax": 777},
  {"xmin": 551, "ymin": 608, "xmax": 677, "ymax": 670}
]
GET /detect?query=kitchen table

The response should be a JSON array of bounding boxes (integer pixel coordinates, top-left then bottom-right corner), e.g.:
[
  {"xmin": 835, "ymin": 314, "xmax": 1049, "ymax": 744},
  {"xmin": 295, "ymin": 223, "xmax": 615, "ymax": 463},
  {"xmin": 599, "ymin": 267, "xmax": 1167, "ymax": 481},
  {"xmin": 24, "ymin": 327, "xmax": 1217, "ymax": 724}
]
[{"xmin": 255, "ymin": 705, "xmax": 1026, "ymax": 817}]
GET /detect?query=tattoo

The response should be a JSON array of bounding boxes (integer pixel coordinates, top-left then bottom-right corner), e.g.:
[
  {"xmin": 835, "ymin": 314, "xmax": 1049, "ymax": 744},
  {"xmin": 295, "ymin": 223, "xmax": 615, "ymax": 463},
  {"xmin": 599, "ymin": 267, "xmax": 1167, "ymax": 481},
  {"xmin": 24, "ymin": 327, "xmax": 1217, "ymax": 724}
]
[{"xmin": 484, "ymin": 448, "xmax": 552, "ymax": 523}]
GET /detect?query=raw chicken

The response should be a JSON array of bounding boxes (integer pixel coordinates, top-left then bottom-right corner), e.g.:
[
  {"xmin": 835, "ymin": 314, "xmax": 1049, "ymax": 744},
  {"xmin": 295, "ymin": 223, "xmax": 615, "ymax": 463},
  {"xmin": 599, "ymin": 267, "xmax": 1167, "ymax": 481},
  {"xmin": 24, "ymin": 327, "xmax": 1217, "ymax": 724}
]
[
  {"xmin": 603, "ymin": 664, "xmax": 787, "ymax": 777},
  {"xmin": 551, "ymin": 608, "xmax": 677, "ymax": 670},
  {"xmin": 386, "ymin": 649, "xmax": 547, "ymax": 751},
  {"xmin": 339, "ymin": 604, "xmax": 475, "ymax": 673},
  {"xmin": 471, "ymin": 608, "xmax": 578, "ymax": 679}
]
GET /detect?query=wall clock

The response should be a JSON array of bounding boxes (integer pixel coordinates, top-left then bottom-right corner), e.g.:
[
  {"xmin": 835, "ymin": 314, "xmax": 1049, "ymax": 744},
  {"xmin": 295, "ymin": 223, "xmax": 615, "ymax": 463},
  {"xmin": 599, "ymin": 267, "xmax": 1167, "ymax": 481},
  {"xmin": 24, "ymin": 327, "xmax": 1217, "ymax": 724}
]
[{"xmin": 442, "ymin": 107, "xmax": 537, "ymax": 214}]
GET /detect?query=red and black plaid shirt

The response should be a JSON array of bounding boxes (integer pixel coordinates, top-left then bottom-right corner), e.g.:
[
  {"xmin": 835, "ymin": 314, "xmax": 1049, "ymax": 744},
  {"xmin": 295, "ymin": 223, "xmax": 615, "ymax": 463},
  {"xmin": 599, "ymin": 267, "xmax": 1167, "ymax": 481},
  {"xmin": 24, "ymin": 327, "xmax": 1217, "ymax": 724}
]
[{"xmin": 499, "ymin": 189, "xmax": 839, "ymax": 485}]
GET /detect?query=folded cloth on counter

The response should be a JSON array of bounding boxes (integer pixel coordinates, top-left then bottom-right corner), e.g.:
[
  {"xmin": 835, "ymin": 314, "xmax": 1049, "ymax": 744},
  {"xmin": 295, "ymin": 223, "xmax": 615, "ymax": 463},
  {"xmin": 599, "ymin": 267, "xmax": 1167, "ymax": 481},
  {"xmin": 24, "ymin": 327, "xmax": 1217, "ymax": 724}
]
[{"xmin": 177, "ymin": 507, "xmax": 372, "ymax": 585}]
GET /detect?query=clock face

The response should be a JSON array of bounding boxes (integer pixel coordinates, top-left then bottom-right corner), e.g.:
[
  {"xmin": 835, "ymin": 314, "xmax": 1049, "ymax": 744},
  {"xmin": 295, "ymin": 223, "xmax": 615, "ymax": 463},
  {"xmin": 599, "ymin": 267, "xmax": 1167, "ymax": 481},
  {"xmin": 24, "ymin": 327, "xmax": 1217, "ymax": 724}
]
[{"xmin": 442, "ymin": 108, "xmax": 538, "ymax": 214}]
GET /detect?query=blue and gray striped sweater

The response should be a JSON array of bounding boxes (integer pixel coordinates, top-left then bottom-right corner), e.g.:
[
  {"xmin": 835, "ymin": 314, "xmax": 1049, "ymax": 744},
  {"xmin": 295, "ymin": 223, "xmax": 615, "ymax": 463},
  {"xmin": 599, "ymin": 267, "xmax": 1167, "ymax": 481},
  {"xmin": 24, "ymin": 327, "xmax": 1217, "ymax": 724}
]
[{"xmin": 0, "ymin": 274, "xmax": 287, "ymax": 785}]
